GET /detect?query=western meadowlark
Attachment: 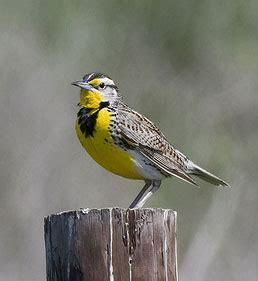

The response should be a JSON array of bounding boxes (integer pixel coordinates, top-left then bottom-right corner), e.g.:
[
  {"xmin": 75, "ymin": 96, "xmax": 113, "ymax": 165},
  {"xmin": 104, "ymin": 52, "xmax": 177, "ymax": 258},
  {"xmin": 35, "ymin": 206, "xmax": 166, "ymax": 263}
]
[{"xmin": 72, "ymin": 72, "xmax": 229, "ymax": 208}]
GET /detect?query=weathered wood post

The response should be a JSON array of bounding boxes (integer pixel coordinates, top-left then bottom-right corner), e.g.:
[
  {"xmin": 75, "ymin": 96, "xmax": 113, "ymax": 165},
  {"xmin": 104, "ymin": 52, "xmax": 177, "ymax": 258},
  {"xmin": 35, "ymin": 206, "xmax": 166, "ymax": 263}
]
[{"xmin": 44, "ymin": 208, "xmax": 178, "ymax": 281}]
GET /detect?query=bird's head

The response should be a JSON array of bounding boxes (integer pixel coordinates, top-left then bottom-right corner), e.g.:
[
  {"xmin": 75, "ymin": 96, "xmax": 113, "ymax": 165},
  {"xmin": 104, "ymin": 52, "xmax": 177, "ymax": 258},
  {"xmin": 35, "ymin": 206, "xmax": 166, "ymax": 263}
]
[{"xmin": 72, "ymin": 72, "xmax": 122, "ymax": 108}]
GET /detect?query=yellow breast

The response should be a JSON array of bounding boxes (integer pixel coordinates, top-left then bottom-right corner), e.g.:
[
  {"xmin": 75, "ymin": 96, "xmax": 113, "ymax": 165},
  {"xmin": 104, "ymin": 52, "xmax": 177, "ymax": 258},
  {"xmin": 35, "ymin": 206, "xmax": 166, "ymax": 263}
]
[{"xmin": 75, "ymin": 108, "xmax": 143, "ymax": 179}]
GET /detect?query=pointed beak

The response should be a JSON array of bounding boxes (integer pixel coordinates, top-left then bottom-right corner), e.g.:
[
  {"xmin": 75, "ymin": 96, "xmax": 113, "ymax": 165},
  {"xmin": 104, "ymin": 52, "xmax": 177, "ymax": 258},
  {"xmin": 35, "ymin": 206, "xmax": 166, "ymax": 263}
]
[{"xmin": 71, "ymin": 80, "xmax": 93, "ymax": 91}]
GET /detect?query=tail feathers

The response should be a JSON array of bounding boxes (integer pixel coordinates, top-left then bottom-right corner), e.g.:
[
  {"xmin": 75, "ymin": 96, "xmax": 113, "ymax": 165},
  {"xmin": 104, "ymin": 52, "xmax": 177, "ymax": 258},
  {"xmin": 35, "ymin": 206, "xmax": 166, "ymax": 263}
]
[{"xmin": 190, "ymin": 164, "xmax": 229, "ymax": 187}]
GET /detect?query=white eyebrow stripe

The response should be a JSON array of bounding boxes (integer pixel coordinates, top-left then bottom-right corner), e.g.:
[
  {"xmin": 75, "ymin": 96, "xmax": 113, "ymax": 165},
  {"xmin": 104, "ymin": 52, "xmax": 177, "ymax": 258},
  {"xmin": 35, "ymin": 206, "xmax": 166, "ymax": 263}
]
[{"xmin": 100, "ymin": 77, "xmax": 115, "ymax": 86}]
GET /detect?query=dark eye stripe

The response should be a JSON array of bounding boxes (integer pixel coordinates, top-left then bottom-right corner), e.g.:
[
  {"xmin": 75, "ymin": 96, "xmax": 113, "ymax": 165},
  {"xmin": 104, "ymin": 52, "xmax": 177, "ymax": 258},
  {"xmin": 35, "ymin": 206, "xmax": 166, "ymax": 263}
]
[{"xmin": 108, "ymin": 84, "xmax": 118, "ymax": 90}]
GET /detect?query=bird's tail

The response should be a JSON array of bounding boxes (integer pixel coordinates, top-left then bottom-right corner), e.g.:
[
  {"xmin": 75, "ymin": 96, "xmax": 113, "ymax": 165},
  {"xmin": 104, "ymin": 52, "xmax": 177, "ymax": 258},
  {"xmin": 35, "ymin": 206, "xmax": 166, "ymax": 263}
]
[{"xmin": 189, "ymin": 163, "xmax": 229, "ymax": 187}]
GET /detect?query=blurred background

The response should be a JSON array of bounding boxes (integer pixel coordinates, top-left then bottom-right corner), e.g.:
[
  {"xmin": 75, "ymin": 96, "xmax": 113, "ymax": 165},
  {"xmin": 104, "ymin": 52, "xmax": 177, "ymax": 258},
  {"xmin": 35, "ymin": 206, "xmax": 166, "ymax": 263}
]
[{"xmin": 0, "ymin": 0, "xmax": 258, "ymax": 280}]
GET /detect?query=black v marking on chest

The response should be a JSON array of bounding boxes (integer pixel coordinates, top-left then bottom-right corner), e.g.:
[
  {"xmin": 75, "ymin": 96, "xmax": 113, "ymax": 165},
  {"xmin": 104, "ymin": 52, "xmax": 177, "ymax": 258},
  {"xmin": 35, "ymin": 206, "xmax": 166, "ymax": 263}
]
[{"xmin": 77, "ymin": 102, "xmax": 110, "ymax": 137}]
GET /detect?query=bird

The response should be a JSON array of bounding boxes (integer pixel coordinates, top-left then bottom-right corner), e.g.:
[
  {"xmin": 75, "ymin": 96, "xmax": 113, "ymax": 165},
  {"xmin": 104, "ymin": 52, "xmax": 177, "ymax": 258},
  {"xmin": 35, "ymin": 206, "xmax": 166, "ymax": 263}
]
[{"xmin": 72, "ymin": 72, "xmax": 229, "ymax": 208}]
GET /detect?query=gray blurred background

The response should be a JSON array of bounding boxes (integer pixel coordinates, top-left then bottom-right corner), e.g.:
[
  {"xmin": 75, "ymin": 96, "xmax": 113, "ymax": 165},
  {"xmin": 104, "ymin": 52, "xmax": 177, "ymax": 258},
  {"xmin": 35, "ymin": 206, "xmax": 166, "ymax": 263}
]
[{"xmin": 0, "ymin": 0, "xmax": 258, "ymax": 280}]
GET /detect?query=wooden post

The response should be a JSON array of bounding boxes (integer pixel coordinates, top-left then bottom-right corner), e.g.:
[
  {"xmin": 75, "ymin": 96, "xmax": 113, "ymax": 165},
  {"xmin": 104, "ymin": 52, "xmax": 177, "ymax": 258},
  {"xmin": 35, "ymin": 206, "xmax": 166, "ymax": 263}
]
[{"xmin": 44, "ymin": 208, "xmax": 178, "ymax": 281}]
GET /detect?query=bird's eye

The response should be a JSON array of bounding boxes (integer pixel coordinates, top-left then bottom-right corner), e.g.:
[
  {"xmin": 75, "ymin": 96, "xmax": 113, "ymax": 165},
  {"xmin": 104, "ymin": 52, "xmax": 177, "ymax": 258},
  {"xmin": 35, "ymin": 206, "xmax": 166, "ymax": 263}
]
[{"xmin": 99, "ymin": 82, "xmax": 105, "ymax": 89}]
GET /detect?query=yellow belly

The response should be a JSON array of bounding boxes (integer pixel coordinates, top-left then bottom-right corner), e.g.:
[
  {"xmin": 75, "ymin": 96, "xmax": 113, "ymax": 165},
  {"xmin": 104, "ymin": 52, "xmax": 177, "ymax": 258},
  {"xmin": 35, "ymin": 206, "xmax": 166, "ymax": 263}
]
[{"xmin": 75, "ymin": 108, "xmax": 143, "ymax": 179}]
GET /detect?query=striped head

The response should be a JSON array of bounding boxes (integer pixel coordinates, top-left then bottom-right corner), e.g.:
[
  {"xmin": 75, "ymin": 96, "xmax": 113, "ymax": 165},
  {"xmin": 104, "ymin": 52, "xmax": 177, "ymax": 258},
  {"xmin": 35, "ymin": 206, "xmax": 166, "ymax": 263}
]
[{"xmin": 72, "ymin": 72, "xmax": 122, "ymax": 108}]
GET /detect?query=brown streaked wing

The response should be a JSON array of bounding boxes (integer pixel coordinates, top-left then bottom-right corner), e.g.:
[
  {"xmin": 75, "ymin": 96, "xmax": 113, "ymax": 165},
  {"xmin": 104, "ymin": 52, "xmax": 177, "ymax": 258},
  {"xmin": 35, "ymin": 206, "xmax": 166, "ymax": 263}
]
[{"xmin": 117, "ymin": 105, "xmax": 197, "ymax": 186}]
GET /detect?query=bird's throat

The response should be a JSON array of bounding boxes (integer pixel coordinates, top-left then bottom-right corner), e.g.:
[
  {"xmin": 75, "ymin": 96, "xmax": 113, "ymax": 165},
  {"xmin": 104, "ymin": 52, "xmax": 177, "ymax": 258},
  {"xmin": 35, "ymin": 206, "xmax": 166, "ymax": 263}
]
[{"xmin": 79, "ymin": 89, "xmax": 103, "ymax": 109}]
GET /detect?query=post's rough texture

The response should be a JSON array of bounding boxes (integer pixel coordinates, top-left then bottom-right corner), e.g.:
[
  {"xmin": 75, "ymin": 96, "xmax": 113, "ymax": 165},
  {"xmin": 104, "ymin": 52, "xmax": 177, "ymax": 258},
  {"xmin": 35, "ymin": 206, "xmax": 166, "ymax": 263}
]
[{"xmin": 44, "ymin": 208, "xmax": 177, "ymax": 281}]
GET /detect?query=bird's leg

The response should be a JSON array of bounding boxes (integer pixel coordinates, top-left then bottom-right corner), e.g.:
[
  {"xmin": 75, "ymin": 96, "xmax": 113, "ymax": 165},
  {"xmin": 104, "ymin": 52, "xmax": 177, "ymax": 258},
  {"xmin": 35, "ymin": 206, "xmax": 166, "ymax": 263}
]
[
  {"xmin": 135, "ymin": 180, "xmax": 161, "ymax": 208},
  {"xmin": 129, "ymin": 180, "xmax": 161, "ymax": 208},
  {"xmin": 129, "ymin": 180, "xmax": 152, "ymax": 208}
]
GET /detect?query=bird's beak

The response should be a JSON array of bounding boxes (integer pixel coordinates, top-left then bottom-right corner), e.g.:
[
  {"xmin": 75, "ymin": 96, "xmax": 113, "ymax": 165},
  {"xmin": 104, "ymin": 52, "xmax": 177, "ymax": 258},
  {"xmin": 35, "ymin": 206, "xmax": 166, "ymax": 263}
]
[{"xmin": 71, "ymin": 80, "xmax": 94, "ymax": 91}]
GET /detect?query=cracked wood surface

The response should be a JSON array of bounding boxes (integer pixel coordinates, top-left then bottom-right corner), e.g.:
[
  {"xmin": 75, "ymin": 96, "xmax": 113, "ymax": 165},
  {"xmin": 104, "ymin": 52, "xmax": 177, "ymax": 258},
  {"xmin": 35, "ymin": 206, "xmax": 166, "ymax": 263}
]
[{"xmin": 44, "ymin": 208, "xmax": 177, "ymax": 281}]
